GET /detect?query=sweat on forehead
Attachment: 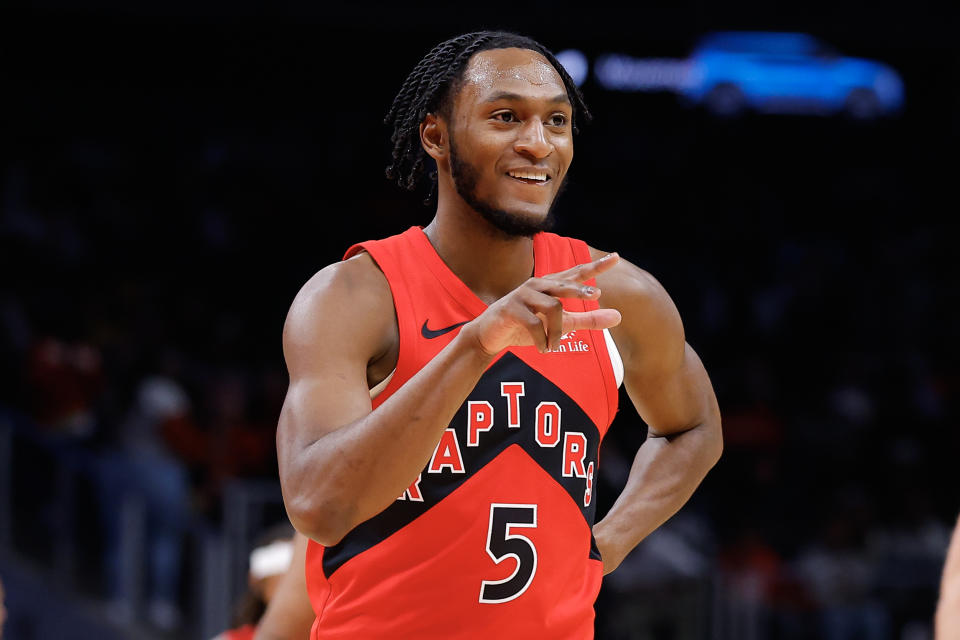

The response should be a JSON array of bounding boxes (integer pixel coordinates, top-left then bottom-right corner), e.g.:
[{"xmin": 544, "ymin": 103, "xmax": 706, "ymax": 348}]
[{"xmin": 461, "ymin": 48, "xmax": 564, "ymax": 92}]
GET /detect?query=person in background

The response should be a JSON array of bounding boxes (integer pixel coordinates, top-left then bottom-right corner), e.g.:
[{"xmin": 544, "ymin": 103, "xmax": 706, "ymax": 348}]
[
  {"xmin": 212, "ymin": 523, "xmax": 297, "ymax": 640},
  {"xmin": 253, "ymin": 533, "xmax": 315, "ymax": 640},
  {"xmin": 101, "ymin": 370, "xmax": 196, "ymax": 630},
  {"xmin": 936, "ymin": 512, "xmax": 960, "ymax": 639}
]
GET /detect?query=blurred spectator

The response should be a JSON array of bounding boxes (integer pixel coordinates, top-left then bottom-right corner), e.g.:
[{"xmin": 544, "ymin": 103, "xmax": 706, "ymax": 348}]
[
  {"xmin": 868, "ymin": 488, "xmax": 952, "ymax": 635},
  {"xmin": 206, "ymin": 372, "xmax": 276, "ymax": 497},
  {"xmin": 211, "ymin": 523, "xmax": 295, "ymax": 640},
  {"xmin": 605, "ymin": 511, "xmax": 717, "ymax": 591},
  {"xmin": 99, "ymin": 364, "xmax": 201, "ymax": 631},
  {"xmin": 718, "ymin": 523, "xmax": 784, "ymax": 603},
  {"xmin": 25, "ymin": 336, "xmax": 103, "ymax": 439},
  {"xmin": 598, "ymin": 512, "xmax": 716, "ymax": 638},
  {"xmin": 718, "ymin": 521, "xmax": 816, "ymax": 638},
  {"xmin": 793, "ymin": 508, "xmax": 891, "ymax": 640}
]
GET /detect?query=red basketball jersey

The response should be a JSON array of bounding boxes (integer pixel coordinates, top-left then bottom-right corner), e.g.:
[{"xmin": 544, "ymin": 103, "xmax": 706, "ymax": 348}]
[{"xmin": 305, "ymin": 226, "xmax": 619, "ymax": 639}]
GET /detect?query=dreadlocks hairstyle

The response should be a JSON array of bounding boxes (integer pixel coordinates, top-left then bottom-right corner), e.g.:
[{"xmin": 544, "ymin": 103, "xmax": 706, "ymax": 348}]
[{"xmin": 384, "ymin": 31, "xmax": 591, "ymax": 202}]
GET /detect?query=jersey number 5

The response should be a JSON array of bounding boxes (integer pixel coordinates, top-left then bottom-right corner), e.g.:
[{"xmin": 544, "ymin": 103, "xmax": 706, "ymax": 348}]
[{"xmin": 479, "ymin": 503, "xmax": 538, "ymax": 604}]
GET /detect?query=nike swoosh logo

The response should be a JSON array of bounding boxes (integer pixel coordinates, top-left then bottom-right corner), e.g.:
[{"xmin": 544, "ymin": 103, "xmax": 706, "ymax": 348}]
[{"xmin": 421, "ymin": 319, "xmax": 469, "ymax": 339}]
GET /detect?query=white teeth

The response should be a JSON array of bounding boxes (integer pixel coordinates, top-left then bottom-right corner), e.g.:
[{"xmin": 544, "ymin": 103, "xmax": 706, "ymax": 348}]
[{"xmin": 509, "ymin": 170, "xmax": 548, "ymax": 181}]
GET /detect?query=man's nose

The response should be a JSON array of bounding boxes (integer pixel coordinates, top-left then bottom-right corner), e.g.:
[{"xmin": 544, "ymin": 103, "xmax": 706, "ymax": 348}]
[{"xmin": 514, "ymin": 120, "xmax": 552, "ymax": 159}]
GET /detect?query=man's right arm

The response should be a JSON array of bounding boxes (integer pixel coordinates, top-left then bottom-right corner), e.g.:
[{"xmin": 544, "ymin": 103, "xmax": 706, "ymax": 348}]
[
  {"xmin": 277, "ymin": 253, "xmax": 495, "ymax": 545},
  {"xmin": 277, "ymin": 252, "xmax": 622, "ymax": 546}
]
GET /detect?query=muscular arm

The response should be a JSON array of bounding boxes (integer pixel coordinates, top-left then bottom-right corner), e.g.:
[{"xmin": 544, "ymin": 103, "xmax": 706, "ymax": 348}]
[
  {"xmin": 278, "ymin": 254, "xmax": 496, "ymax": 544},
  {"xmin": 278, "ymin": 252, "xmax": 621, "ymax": 545},
  {"xmin": 590, "ymin": 249, "xmax": 723, "ymax": 574},
  {"xmin": 253, "ymin": 533, "xmax": 315, "ymax": 640},
  {"xmin": 936, "ymin": 512, "xmax": 960, "ymax": 639}
]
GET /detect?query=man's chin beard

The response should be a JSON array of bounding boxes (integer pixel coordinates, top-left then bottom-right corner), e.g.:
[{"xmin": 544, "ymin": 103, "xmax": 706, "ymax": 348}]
[
  {"xmin": 450, "ymin": 146, "xmax": 563, "ymax": 239},
  {"xmin": 472, "ymin": 199, "xmax": 556, "ymax": 239}
]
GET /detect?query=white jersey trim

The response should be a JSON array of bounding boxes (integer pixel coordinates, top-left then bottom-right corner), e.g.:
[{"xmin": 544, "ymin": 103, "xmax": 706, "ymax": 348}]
[{"xmin": 602, "ymin": 328, "xmax": 624, "ymax": 389}]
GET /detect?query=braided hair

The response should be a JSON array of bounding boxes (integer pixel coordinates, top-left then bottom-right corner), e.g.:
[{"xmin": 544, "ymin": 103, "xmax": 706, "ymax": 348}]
[{"xmin": 384, "ymin": 31, "xmax": 591, "ymax": 202}]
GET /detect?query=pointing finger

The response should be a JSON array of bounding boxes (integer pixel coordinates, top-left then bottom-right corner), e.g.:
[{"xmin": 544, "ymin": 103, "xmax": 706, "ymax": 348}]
[
  {"xmin": 551, "ymin": 252, "xmax": 620, "ymax": 283},
  {"xmin": 560, "ymin": 308, "xmax": 622, "ymax": 334}
]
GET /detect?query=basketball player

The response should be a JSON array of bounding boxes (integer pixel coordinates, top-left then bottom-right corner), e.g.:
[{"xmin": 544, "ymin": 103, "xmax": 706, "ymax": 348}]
[{"xmin": 276, "ymin": 31, "xmax": 722, "ymax": 638}]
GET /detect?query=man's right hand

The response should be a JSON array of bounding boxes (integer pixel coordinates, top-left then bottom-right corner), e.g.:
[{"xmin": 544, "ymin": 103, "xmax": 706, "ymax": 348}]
[{"xmin": 463, "ymin": 252, "xmax": 623, "ymax": 356}]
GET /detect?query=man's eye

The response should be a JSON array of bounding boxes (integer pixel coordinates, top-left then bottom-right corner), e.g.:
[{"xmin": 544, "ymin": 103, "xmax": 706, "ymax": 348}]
[
  {"xmin": 549, "ymin": 114, "xmax": 568, "ymax": 126},
  {"xmin": 494, "ymin": 112, "xmax": 516, "ymax": 123}
]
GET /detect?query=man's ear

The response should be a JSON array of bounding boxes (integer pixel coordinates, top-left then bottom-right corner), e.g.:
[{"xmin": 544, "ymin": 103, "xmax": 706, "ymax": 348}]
[{"xmin": 420, "ymin": 113, "xmax": 448, "ymax": 162}]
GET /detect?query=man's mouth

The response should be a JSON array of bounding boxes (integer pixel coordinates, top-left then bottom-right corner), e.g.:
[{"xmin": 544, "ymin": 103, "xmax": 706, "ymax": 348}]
[{"xmin": 507, "ymin": 169, "xmax": 551, "ymax": 185}]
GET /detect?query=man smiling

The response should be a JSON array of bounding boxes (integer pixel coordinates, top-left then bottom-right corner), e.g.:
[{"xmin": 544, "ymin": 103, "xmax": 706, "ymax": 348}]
[{"xmin": 275, "ymin": 31, "xmax": 722, "ymax": 639}]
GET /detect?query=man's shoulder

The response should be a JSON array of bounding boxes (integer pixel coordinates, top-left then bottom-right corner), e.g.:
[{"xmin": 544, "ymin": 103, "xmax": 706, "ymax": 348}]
[
  {"xmin": 293, "ymin": 251, "xmax": 391, "ymax": 311},
  {"xmin": 343, "ymin": 225, "xmax": 420, "ymax": 261},
  {"xmin": 283, "ymin": 252, "xmax": 395, "ymax": 349}
]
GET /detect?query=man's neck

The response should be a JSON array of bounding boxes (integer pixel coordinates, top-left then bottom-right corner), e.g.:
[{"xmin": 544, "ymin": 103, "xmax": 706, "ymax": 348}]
[{"xmin": 423, "ymin": 203, "xmax": 535, "ymax": 306}]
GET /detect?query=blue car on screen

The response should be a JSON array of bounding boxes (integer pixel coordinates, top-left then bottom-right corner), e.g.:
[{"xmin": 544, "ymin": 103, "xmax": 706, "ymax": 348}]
[{"xmin": 680, "ymin": 31, "xmax": 904, "ymax": 118}]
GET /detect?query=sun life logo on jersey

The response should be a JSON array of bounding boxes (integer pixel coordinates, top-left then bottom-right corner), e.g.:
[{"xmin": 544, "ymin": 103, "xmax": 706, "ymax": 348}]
[{"xmin": 552, "ymin": 331, "xmax": 589, "ymax": 354}]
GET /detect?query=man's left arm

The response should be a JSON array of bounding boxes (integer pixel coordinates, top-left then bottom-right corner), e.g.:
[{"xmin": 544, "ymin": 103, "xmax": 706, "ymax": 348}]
[{"xmin": 591, "ymin": 250, "xmax": 723, "ymax": 575}]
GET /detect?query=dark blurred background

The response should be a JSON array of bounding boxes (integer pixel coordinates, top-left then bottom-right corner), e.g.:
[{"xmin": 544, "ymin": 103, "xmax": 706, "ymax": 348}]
[{"xmin": 1, "ymin": 1, "xmax": 957, "ymax": 639}]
